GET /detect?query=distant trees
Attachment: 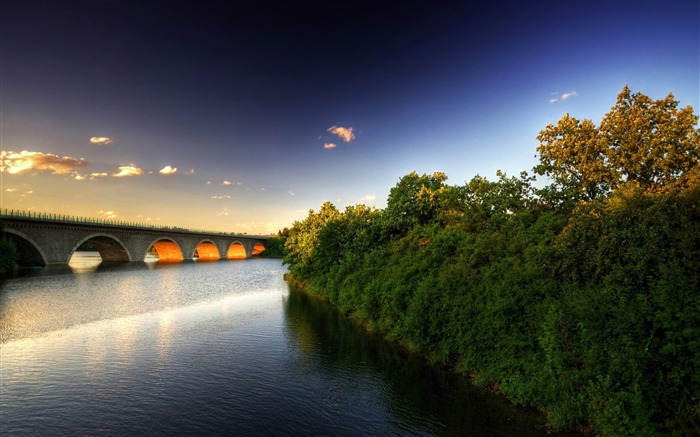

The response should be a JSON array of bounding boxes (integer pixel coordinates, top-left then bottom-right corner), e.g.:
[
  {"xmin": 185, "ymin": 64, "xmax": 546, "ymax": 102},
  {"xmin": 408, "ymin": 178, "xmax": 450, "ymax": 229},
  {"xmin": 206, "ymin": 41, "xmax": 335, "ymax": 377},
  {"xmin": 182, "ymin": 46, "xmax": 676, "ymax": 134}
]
[
  {"xmin": 260, "ymin": 228, "xmax": 289, "ymax": 258},
  {"xmin": 282, "ymin": 87, "xmax": 700, "ymax": 435}
]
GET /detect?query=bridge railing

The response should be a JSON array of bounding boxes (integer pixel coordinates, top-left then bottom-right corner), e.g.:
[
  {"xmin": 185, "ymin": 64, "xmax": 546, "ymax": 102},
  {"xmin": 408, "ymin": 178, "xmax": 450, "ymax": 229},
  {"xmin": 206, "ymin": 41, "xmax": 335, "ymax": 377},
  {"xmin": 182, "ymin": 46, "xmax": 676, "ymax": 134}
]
[{"xmin": 0, "ymin": 209, "xmax": 264, "ymax": 238}]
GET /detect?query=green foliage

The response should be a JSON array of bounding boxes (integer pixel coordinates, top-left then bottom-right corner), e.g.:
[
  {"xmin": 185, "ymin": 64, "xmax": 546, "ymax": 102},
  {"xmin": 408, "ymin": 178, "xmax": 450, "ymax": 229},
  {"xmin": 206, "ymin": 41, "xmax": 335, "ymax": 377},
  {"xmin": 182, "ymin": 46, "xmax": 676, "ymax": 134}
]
[
  {"xmin": 282, "ymin": 87, "xmax": 700, "ymax": 435},
  {"xmin": 0, "ymin": 220, "xmax": 19, "ymax": 276},
  {"xmin": 260, "ymin": 228, "xmax": 289, "ymax": 258}
]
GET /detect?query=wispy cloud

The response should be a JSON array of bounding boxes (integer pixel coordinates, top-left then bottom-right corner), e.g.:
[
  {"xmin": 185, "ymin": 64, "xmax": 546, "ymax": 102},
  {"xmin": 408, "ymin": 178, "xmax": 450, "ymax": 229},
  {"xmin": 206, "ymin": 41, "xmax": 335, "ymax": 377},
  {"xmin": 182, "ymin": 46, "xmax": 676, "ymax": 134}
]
[
  {"xmin": 323, "ymin": 143, "xmax": 337, "ymax": 149},
  {"xmin": 89, "ymin": 136, "xmax": 113, "ymax": 145},
  {"xmin": 328, "ymin": 125, "xmax": 355, "ymax": 142},
  {"xmin": 217, "ymin": 208, "xmax": 230, "ymax": 217},
  {"xmin": 211, "ymin": 195, "xmax": 231, "ymax": 200},
  {"xmin": 5, "ymin": 188, "xmax": 17, "ymax": 192},
  {"xmin": 360, "ymin": 195, "xmax": 376, "ymax": 202},
  {"xmin": 549, "ymin": 90, "xmax": 578, "ymax": 103},
  {"xmin": 90, "ymin": 172, "xmax": 108, "ymax": 180},
  {"xmin": 159, "ymin": 165, "xmax": 177, "ymax": 175},
  {"xmin": 112, "ymin": 164, "xmax": 144, "ymax": 177},
  {"xmin": 186, "ymin": 168, "xmax": 195, "ymax": 175},
  {"xmin": 0, "ymin": 150, "xmax": 89, "ymax": 175},
  {"xmin": 222, "ymin": 180, "xmax": 232, "ymax": 186}
]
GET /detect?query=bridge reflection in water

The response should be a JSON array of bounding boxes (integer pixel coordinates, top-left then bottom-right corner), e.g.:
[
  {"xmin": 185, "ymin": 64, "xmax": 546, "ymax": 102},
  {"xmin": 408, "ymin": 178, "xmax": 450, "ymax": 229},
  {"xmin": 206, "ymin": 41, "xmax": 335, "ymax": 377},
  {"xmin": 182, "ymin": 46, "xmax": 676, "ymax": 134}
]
[{"xmin": 2, "ymin": 210, "xmax": 267, "ymax": 268}]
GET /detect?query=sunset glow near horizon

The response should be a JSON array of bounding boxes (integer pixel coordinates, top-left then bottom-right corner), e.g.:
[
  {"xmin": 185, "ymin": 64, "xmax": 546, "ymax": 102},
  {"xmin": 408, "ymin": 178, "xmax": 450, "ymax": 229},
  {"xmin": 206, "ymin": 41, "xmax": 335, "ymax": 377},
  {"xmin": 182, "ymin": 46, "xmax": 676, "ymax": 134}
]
[{"xmin": 1, "ymin": 1, "xmax": 698, "ymax": 235}]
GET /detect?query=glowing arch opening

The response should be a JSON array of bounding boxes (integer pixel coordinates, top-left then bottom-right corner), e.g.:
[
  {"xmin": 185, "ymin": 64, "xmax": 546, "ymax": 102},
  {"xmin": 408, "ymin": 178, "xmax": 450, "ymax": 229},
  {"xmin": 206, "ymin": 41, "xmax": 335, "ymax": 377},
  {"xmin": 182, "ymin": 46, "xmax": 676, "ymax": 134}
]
[
  {"xmin": 227, "ymin": 242, "xmax": 247, "ymax": 260},
  {"xmin": 149, "ymin": 240, "xmax": 184, "ymax": 262},
  {"xmin": 251, "ymin": 243, "xmax": 265, "ymax": 257},
  {"xmin": 194, "ymin": 241, "xmax": 220, "ymax": 261}
]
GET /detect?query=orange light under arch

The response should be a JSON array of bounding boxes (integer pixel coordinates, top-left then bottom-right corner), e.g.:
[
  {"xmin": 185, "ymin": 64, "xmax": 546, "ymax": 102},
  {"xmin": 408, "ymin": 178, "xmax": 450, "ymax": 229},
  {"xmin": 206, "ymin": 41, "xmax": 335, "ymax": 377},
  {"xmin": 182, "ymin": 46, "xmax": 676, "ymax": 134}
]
[
  {"xmin": 227, "ymin": 242, "xmax": 247, "ymax": 260},
  {"xmin": 195, "ymin": 241, "xmax": 220, "ymax": 261},
  {"xmin": 152, "ymin": 240, "xmax": 184, "ymax": 262},
  {"xmin": 251, "ymin": 243, "xmax": 265, "ymax": 256}
]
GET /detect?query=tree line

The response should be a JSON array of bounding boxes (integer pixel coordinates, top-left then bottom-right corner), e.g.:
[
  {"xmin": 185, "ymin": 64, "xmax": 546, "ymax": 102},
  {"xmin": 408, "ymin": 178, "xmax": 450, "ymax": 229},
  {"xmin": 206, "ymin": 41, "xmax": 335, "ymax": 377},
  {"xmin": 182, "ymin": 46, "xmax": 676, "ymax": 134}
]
[{"xmin": 282, "ymin": 87, "xmax": 699, "ymax": 435}]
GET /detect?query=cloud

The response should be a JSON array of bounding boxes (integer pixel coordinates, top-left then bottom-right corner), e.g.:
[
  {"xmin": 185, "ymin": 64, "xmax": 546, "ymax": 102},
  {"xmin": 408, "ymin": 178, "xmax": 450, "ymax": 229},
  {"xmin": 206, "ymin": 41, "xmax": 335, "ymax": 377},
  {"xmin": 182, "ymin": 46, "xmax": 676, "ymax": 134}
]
[
  {"xmin": 186, "ymin": 169, "xmax": 195, "ymax": 175},
  {"xmin": 98, "ymin": 210, "xmax": 118, "ymax": 219},
  {"xmin": 217, "ymin": 208, "xmax": 230, "ymax": 217},
  {"xmin": 159, "ymin": 165, "xmax": 177, "ymax": 175},
  {"xmin": 222, "ymin": 180, "xmax": 232, "ymax": 185},
  {"xmin": 328, "ymin": 125, "xmax": 355, "ymax": 142},
  {"xmin": 90, "ymin": 172, "xmax": 108, "ymax": 180},
  {"xmin": 211, "ymin": 195, "xmax": 231, "ymax": 200},
  {"xmin": 0, "ymin": 150, "xmax": 89, "ymax": 176},
  {"xmin": 549, "ymin": 90, "xmax": 578, "ymax": 103},
  {"xmin": 5, "ymin": 188, "xmax": 17, "ymax": 192},
  {"xmin": 112, "ymin": 164, "xmax": 144, "ymax": 177},
  {"xmin": 288, "ymin": 191, "xmax": 295, "ymax": 196},
  {"xmin": 323, "ymin": 143, "xmax": 337, "ymax": 149},
  {"xmin": 360, "ymin": 195, "xmax": 376, "ymax": 202},
  {"xmin": 89, "ymin": 137, "xmax": 113, "ymax": 145}
]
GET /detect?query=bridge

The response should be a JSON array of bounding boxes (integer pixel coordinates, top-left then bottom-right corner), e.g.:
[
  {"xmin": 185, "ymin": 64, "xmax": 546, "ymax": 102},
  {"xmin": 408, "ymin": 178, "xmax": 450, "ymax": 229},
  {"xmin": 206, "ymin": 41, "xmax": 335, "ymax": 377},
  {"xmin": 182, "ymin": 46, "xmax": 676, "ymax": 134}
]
[{"xmin": 1, "ymin": 210, "xmax": 268, "ymax": 267}]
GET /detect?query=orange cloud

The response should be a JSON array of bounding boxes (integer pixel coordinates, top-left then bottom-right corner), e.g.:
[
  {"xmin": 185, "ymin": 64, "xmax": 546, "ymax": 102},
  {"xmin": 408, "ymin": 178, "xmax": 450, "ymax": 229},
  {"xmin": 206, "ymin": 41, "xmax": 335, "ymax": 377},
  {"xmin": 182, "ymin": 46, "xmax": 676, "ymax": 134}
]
[
  {"xmin": 328, "ymin": 125, "xmax": 355, "ymax": 142},
  {"xmin": 89, "ymin": 137, "xmax": 113, "ymax": 145},
  {"xmin": 113, "ymin": 164, "xmax": 144, "ymax": 177},
  {"xmin": 0, "ymin": 150, "xmax": 89, "ymax": 175},
  {"xmin": 323, "ymin": 143, "xmax": 337, "ymax": 149}
]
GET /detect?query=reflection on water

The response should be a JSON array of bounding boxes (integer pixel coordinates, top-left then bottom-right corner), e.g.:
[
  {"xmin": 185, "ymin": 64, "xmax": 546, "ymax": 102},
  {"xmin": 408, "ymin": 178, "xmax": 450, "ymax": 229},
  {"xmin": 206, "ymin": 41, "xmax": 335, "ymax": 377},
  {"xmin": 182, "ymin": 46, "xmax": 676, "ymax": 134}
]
[
  {"xmin": 69, "ymin": 251, "xmax": 103, "ymax": 273},
  {"xmin": 0, "ymin": 260, "xmax": 578, "ymax": 436},
  {"xmin": 283, "ymin": 288, "xmax": 577, "ymax": 436}
]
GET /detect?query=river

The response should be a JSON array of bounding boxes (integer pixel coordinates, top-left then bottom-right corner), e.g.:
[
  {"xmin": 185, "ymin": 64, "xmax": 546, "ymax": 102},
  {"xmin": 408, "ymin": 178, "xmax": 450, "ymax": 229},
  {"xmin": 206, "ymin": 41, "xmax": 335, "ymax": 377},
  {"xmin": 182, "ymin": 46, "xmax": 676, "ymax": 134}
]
[{"xmin": 0, "ymin": 259, "xmax": 573, "ymax": 436}]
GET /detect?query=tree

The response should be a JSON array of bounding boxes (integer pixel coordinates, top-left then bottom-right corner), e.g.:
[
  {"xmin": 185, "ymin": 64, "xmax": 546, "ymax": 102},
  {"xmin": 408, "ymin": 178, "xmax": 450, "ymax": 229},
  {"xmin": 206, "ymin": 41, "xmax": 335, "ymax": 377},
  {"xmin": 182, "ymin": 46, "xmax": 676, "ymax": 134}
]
[
  {"xmin": 382, "ymin": 171, "xmax": 453, "ymax": 237},
  {"xmin": 283, "ymin": 201, "xmax": 340, "ymax": 278},
  {"xmin": 0, "ymin": 220, "xmax": 18, "ymax": 276},
  {"xmin": 535, "ymin": 114, "xmax": 612, "ymax": 200},
  {"xmin": 535, "ymin": 86, "xmax": 700, "ymax": 200},
  {"xmin": 602, "ymin": 86, "xmax": 700, "ymax": 189}
]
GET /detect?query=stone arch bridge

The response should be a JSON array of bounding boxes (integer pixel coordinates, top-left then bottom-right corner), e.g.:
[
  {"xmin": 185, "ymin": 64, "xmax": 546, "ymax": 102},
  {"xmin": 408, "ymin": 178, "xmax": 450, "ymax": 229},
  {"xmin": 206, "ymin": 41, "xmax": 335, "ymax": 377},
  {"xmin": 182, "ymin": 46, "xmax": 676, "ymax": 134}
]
[{"xmin": 1, "ymin": 211, "xmax": 268, "ymax": 267}]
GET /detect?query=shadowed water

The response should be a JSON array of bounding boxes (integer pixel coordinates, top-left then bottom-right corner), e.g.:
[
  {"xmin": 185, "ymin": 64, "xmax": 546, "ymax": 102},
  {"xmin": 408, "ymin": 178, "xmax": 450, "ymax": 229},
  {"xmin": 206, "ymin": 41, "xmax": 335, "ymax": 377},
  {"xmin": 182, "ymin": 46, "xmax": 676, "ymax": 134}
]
[{"xmin": 0, "ymin": 259, "xmax": 576, "ymax": 436}]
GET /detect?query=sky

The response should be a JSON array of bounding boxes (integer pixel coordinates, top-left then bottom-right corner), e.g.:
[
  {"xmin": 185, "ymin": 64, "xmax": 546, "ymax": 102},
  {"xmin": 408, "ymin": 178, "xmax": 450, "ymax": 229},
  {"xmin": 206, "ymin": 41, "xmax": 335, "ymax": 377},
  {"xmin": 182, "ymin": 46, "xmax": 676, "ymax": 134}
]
[{"xmin": 1, "ymin": 0, "xmax": 698, "ymax": 235}]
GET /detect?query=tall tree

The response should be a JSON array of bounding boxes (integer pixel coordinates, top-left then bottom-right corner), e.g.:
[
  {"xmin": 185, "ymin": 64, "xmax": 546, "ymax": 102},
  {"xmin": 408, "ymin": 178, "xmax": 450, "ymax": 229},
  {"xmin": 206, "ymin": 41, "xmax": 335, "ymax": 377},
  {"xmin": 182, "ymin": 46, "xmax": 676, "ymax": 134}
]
[{"xmin": 535, "ymin": 86, "xmax": 700, "ymax": 200}]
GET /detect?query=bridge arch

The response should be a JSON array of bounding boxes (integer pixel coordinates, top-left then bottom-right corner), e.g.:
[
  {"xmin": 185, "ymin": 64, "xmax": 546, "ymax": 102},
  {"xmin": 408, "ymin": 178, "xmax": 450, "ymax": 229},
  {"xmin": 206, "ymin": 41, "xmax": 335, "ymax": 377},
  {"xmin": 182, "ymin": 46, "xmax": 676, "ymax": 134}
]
[
  {"xmin": 194, "ymin": 240, "xmax": 220, "ymax": 261},
  {"xmin": 251, "ymin": 243, "xmax": 266, "ymax": 257},
  {"xmin": 226, "ymin": 241, "xmax": 247, "ymax": 260},
  {"xmin": 71, "ymin": 233, "xmax": 132, "ymax": 263},
  {"xmin": 147, "ymin": 238, "xmax": 185, "ymax": 262},
  {"xmin": 3, "ymin": 229, "xmax": 48, "ymax": 267}
]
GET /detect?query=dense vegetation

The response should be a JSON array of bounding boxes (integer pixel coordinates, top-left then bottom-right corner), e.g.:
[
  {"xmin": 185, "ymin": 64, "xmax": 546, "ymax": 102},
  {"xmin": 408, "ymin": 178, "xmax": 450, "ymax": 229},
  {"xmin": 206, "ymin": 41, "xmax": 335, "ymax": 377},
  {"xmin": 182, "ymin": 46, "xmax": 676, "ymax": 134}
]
[
  {"xmin": 283, "ymin": 87, "xmax": 700, "ymax": 435},
  {"xmin": 0, "ymin": 220, "xmax": 19, "ymax": 276},
  {"xmin": 260, "ymin": 229, "xmax": 289, "ymax": 258}
]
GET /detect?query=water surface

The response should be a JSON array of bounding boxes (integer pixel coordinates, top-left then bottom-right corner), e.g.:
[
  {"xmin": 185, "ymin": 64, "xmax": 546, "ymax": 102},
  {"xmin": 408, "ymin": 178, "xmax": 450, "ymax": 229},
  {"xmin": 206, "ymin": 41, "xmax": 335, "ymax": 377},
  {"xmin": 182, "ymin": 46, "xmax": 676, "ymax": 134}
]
[{"xmin": 1, "ymin": 259, "xmax": 572, "ymax": 436}]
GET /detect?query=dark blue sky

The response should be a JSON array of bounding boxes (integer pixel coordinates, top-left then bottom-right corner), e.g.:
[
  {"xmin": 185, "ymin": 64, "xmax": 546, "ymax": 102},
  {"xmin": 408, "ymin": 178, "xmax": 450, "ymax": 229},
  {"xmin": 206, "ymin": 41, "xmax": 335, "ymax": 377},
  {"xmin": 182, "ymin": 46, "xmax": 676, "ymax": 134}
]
[{"xmin": 2, "ymin": 0, "xmax": 698, "ymax": 233}]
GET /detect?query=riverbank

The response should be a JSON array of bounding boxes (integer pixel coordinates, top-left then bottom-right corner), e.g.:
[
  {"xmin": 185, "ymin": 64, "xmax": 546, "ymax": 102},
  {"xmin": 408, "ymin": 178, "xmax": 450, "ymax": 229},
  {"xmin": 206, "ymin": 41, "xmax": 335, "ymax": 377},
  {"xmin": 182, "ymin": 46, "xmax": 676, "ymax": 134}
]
[
  {"xmin": 284, "ymin": 272, "xmax": 587, "ymax": 432},
  {"xmin": 280, "ymin": 175, "xmax": 699, "ymax": 435}
]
